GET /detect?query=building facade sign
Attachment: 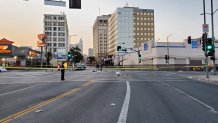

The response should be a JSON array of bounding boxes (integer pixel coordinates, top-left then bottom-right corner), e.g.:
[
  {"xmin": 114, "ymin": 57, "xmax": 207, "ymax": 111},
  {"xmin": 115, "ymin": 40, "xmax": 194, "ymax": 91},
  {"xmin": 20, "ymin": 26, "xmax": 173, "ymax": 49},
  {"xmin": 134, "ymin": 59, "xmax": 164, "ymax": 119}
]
[{"xmin": 0, "ymin": 44, "xmax": 12, "ymax": 54}]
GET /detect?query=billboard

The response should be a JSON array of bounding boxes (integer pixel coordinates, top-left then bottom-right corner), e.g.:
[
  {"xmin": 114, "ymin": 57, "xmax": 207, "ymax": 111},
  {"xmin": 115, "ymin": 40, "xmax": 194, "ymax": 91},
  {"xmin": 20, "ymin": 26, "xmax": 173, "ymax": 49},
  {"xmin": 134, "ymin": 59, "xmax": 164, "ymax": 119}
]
[
  {"xmin": 44, "ymin": 0, "xmax": 66, "ymax": 7},
  {"xmin": 0, "ymin": 44, "xmax": 12, "ymax": 55}
]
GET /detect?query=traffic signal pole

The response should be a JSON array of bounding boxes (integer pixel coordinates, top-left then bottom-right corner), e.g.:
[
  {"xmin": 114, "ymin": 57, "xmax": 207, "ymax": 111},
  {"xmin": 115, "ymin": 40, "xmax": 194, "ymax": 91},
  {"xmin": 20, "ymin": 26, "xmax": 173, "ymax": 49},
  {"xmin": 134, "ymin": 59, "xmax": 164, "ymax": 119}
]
[
  {"xmin": 203, "ymin": 0, "xmax": 209, "ymax": 78},
  {"xmin": 211, "ymin": 0, "xmax": 216, "ymax": 75}
]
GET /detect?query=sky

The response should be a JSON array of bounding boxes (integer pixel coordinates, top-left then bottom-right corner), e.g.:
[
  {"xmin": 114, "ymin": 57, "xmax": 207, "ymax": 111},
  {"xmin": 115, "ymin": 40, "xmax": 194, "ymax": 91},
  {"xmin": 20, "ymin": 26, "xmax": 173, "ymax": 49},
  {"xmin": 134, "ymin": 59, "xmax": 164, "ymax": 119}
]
[{"xmin": 0, "ymin": 0, "xmax": 218, "ymax": 54}]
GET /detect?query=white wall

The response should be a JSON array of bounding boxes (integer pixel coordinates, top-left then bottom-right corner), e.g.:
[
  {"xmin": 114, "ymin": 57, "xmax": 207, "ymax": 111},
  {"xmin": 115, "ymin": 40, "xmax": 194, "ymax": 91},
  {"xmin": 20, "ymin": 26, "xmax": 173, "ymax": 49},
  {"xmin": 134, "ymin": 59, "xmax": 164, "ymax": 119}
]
[{"xmin": 122, "ymin": 40, "xmax": 218, "ymax": 66}]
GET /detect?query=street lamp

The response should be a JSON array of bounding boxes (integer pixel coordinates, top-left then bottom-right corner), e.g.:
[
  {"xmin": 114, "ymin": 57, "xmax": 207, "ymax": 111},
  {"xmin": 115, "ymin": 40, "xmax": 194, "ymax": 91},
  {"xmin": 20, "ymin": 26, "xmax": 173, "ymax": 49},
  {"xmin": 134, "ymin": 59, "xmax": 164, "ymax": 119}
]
[{"xmin": 167, "ymin": 34, "xmax": 172, "ymax": 65}]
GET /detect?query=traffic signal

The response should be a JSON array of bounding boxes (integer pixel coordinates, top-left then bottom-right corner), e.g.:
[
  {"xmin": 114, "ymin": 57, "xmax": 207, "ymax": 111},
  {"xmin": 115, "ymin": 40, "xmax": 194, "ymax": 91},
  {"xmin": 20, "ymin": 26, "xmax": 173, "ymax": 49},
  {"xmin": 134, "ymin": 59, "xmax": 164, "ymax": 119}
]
[
  {"xmin": 117, "ymin": 46, "xmax": 121, "ymax": 51},
  {"xmin": 138, "ymin": 54, "xmax": 142, "ymax": 63},
  {"xmin": 206, "ymin": 38, "xmax": 214, "ymax": 56},
  {"xmin": 67, "ymin": 52, "xmax": 72, "ymax": 61},
  {"xmin": 202, "ymin": 33, "xmax": 207, "ymax": 51},
  {"xmin": 69, "ymin": 0, "xmax": 81, "ymax": 9},
  {"xmin": 211, "ymin": 56, "xmax": 215, "ymax": 60},
  {"xmin": 165, "ymin": 55, "xmax": 168, "ymax": 60},
  {"xmin": 187, "ymin": 36, "xmax": 191, "ymax": 44}
]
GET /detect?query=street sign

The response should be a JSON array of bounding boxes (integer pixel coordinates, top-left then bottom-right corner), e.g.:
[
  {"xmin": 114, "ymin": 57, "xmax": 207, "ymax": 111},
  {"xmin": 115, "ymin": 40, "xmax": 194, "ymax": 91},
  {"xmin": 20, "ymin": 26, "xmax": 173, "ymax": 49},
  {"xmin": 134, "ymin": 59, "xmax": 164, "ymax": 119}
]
[
  {"xmin": 191, "ymin": 39, "xmax": 201, "ymax": 48},
  {"xmin": 144, "ymin": 43, "xmax": 148, "ymax": 50},
  {"xmin": 202, "ymin": 24, "xmax": 209, "ymax": 33}
]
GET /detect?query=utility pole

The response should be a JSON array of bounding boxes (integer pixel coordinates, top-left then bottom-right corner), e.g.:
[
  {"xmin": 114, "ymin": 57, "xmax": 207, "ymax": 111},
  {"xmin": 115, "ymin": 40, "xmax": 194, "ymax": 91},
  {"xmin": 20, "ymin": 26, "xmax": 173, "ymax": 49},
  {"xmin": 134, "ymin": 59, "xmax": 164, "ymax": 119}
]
[
  {"xmin": 40, "ymin": 47, "xmax": 43, "ymax": 68},
  {"xmin": 203, "ymin": 0, "xmax": 209, "ymax": 78},
  {"xmin": 167, "ymin": 34, "xmax": 172, "ymax": 66},
  {"xmin": 211, "ymin": 0, "xmax": 216, "ymax": 75}
]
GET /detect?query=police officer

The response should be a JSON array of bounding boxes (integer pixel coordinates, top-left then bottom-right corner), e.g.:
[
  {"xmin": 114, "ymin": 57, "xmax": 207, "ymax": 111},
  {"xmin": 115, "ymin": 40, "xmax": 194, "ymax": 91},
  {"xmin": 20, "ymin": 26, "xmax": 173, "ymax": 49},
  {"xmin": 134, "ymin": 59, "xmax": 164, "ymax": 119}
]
[{"xmin": 61, "ymin": 62, "xmax": 65, "ymax": 80}]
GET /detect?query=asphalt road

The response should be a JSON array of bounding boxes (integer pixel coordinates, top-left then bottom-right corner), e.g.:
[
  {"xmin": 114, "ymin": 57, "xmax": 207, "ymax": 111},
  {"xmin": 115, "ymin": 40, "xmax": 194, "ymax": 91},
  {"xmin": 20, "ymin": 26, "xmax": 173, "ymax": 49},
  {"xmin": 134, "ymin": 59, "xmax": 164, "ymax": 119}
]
[{"xmin": 0, "ymin": 70, "xmax": 218, "ymax": 123}]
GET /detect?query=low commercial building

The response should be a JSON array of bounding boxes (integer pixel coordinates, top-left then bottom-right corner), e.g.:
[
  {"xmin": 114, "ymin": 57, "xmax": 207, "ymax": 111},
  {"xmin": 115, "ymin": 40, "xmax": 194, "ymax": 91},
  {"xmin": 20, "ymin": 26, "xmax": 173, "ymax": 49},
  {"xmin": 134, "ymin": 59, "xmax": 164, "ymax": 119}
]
[
  {"xmin": 122, "ymin": 39, "xmax": 218, "ymax": 69},
  {"xmin": 0, "ymin": 38, "xmax": 40, "ymax": 67}
]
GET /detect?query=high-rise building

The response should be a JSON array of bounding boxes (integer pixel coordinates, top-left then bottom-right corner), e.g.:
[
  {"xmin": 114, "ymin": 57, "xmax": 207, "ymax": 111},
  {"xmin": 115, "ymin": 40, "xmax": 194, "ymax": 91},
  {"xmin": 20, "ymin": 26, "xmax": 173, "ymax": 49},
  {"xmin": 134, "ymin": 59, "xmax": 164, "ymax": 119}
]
[
  {"xmin": 78, "ymin": 38, "xmax": 83, "ymax": 54},
  {"xmin": 108, "ymin": 5, "xmax": 154, "ymax": 64},
  {"xmin": 93, "ymin": 15, "xmax": 111, "ymax": 61},
  {"xmin": 44, "ymin": 13, "xmax": 69, "ymax": 60},
  {"xmin": 88, "ymin": 48, "xmax": 93, "ymax": 56}
]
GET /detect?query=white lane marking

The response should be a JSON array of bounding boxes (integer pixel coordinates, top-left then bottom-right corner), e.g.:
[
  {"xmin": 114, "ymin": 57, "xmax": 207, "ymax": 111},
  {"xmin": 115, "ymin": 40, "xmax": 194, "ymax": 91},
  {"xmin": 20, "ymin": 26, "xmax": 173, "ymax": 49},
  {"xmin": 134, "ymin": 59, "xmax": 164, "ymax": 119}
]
[
  {"xmin": 158, "ymin": 81, "xmax": 218, "ymax": 114},
  {"xmin": 117, "ymin": 81, "xmax": 131, "ymax": 123},
  {"xmin": 0, "ymin": 83, "xmax": 46, "ymax": 97}
]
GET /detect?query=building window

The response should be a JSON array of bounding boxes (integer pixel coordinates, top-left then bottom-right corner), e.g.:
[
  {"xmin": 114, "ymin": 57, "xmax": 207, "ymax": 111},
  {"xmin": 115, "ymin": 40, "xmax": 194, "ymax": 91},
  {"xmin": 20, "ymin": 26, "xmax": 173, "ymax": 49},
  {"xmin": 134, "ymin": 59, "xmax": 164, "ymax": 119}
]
[
  {"xmin": 58, "ymin": 22, "xmax": 64, "ymax": 26},
  {"xmin": 53, "ymin": 27, "xmax": 57, "ymax": 31},
  {"xmin": 45, "ymin": 32, "xmax": 52, "ymax": 36},
  {"xmin": 58, "ymin": 38, "xmax": 65, "ymax": 42},
  {"xmin": 53, "ymin": 43, "xmax": 57, "ymax": 47},
  {"xmin": 47, "ymin": 43, "xmax": 51, "ymax": 47},
  {"xmin": 47, "ymin": 37, "xmax": 51, "ymax": 42},
  {"xmin": 53, "ymin": 16, "xmax": 57, "ymax": 20},
  {"xmin": 58, "ymin": 32, "xmax": 65, "ymax": 36},
  {"xmin": 53, "ymin": 32, "xmax": 57, "ymax": 36},
  {"xmin": 58, "ymin": 27, "xmax": 65, "ymax": 31},
  {"xmin": 53, "ymin": 22, "xmax": 57, "ymax": 26},
  {"xmin": 58, "ymin": 17, "xmax": 64, "ymax": 20},
  {"xmin": 45, "ymin": 22, "xmax": 52, "ymax": 26},
  {"xmin": 53, "ymin": 37, "xmax": 57, "ymax": 41},
  {"xmin": 58, "ymin": 43, "xmax": 65, "ymax": 47},
  {"xmin": 53, "ymin": 48, "xmax": 57, "ymax": 52},
  {"xmin": 45, "ymin": 16, "xmax": 52, "ymax": 20}
]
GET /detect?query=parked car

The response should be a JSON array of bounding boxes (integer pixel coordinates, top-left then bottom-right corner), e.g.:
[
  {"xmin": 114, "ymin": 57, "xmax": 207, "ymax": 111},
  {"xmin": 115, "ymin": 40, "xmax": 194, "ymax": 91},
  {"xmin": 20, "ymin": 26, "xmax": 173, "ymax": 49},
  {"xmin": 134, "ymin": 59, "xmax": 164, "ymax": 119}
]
[
  {"xmin": 74, "ymin": 63, "xmax": 86, "ymax": 70},
  {"xmin": 0, "ymin": 66, "xmax": 7, "ymax": 72}
]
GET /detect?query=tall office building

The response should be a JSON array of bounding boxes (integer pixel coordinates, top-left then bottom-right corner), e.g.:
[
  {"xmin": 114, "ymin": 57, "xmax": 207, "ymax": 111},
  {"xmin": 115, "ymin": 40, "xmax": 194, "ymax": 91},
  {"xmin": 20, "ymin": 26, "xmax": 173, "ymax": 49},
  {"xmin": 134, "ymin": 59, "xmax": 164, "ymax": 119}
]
[
  {"xmin": 44, "ymin": 13, "xmax": 69, "ymax": 59},
  {"xmin": 93, "ymin": 15, "xmax": 111, "ymax": 61},
  {"xmin": 78, "ymin": 38, "xmax": 83, "ymax": 54},
  {"xmin": 88, "ymin": 48, "xmax": 93, "ymax": 56},
  {"xmin": 108, "ymin": 5, "xmax": 154, "ymax": 57}
]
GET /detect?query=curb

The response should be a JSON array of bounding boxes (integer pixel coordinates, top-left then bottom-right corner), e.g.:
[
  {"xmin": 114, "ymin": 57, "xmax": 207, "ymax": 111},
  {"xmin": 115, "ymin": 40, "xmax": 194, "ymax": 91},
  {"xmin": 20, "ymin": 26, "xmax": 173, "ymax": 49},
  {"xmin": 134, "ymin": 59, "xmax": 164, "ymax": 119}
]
[{"xmin": 188, "ymin": 76, "xmax": 218, "ymax": 85}]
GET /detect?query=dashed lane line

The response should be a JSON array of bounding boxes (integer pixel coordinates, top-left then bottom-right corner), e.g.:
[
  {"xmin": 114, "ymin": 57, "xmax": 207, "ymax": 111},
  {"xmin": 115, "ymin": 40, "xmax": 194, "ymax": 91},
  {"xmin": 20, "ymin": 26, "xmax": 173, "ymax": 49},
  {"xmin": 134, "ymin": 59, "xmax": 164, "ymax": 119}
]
[
  {"xmin": 0, "ymin": 83, "xmax": 46, "ymax": 97},
  {"xmin": 158, "ymin": 80, "xmax": 218, "ymax": 114}
]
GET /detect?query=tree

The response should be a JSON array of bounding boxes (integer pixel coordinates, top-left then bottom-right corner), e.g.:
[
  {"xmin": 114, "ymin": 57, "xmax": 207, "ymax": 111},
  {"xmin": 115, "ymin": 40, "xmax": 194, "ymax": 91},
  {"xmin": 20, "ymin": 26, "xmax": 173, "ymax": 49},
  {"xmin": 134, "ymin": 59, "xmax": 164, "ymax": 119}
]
[
  {"xmin": 87, "ymin": 56, "xmax": 96, "ymax": 64},
  {"xmin": 70, "ymin": 46, "xmax": 83, "ymax": 63},
  {"xmin": 45, "ymin": 51, "xmax": 52, "ymax": 65}
]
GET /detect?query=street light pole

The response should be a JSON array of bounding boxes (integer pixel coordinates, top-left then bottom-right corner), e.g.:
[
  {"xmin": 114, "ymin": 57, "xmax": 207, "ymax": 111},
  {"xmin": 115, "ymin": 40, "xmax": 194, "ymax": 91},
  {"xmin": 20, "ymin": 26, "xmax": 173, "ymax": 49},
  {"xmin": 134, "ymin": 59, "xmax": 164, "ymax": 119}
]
[
  {"xmin": 167, "ymin": 34, "xmax": 172, "ymax": 66},
  {"xmin": 203, "ymin": 0, "xmax": 209, "ymax": 78},
  {"xmin": 211, "ymin": 0, "xmax": 216, "ymax": 75}
]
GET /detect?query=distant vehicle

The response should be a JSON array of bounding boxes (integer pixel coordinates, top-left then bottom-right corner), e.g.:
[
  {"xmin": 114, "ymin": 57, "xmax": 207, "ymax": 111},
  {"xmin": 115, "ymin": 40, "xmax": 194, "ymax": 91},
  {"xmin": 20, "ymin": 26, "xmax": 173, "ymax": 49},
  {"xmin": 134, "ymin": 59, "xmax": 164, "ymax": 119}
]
[
  {"xmin": 0, "ymin": 66, "xmax": 7, "ymax": 72},
  {"xmin": 74, "ymin": 63, "xmax": 86, "ymax": 70}
]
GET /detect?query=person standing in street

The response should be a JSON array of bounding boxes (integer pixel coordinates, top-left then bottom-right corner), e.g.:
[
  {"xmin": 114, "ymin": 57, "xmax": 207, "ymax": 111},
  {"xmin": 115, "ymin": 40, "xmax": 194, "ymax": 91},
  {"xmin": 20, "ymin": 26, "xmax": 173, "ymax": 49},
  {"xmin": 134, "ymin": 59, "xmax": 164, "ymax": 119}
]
[{"xmin": 61, "ymin": 62, "xmax": 65, "ymax": 81}]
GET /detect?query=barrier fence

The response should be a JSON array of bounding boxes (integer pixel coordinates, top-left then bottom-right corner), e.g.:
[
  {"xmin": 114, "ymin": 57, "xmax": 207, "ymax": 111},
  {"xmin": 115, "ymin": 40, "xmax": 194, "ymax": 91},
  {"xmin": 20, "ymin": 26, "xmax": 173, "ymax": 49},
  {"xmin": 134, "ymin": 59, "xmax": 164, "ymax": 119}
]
[{"xmin": 1, "ymin": 65, "xmax": 211, "ymax": 71}]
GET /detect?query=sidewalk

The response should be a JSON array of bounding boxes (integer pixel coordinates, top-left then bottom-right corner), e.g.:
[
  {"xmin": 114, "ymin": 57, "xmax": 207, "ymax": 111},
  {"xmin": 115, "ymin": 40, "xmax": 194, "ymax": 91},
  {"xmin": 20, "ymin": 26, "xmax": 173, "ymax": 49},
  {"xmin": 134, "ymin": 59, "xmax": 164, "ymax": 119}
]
[{"xmin": 188, "ymin": 74, "xmax": 218, "ymax": 84}]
